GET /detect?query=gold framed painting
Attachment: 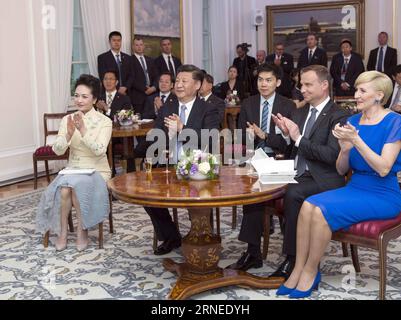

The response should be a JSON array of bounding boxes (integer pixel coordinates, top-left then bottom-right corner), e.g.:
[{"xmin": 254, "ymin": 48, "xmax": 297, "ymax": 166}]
[
  {"xmin": 266, "ymin": 0, "xmax": 365, "ymax": 60},
  {"xmin": 131, "ymin": 0, "xmax": 183, "ymax": 60}
]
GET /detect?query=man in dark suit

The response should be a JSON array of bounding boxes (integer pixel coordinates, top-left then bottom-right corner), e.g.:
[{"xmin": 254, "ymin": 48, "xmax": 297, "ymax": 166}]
[
  {"xmin": 97, "ymin": 31, "xmax": 134, "ymax": 97},
  {"xmin": 250, "ymin": 50, "xmax": 267, "ymax": 95},
  {"xmin": 96, "ymin": 70, "xmax": 132, "ymax": 119},
  {"xmin": 134, "ymin": 72, "xmax": 177, "ymax": 159},
  {"xmin": 330, "ymin": 39, "xmax": 365, "ymax": 97},
  {"xmin": 297, "ymin": 33, "xmax": 328, "ymax": 69},
  {"xmin": 226, "ymin": 63, "xmax": 296, "ymax": 272},
  {"xmin": 389, "ymin": 64, "xmax": 401, "ymax": 113},
  {"xmin": 144, "ymin": 65, "xmax": 220, "ymax": 255},
  {"xmin": 199, "ymin": 73, "xmax": 226, "ymax": 127},
  {"xmin": 233, "ymin": 43, "xmax": 257, "ymax": 97},
  {"xmin": 367, "ymin": 31, "xmax": 398, "ymax": 79},
  {"xmin": 142, "ymin": 72, "xmax": 177, "ymax": 120},
  {"xmin": 269, "ymin": 65, "xmax": 348, "ymax": 279},
  {"xmin": 266, "ymin": 43, "xmax": 294, "ymax": 98},
  {"xmin": 154, "ymin": 38, "xmax": 182, "ymax": 79},
  {"xmin": 131, "ymin": 36, "xmax": 159, "ymax": 115}
]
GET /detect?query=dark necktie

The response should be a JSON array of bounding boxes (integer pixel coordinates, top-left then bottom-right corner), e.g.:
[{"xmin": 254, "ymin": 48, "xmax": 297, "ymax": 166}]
[
  {"xmin": 167, "ymin": 56, "xmax": 175, "ymax": 78},
  {"xmin": 377, "ymin": 47, "xmax": 384, "ymax": 72},
  {"xmin": 161, "ymin": 95, "xmax": 166, "ymax": 104},
  {"xmin": 296, "ymin": 108, "xmax": 318, "ymax": 176},
  {"xmin": 140, "ymin": 56, "xmax": 150, "ymax": 86},
  {"xmin": 115, "ymin": 54, "xmax": 123, "ymax": 85},
  {"xmin": 260, "ymin": 101, "xmax": 269, "ymax": 132},
  {"xmin": 341, "ymin": 58, "xmax": 349, "ymax": 81},
  {"xmin": 308, "ymin": 50, "xmax": 313, "ymax": 64}
]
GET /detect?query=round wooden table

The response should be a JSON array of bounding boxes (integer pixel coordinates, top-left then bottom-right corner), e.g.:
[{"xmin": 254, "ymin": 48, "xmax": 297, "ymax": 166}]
[{"xmin": 108, "ymin": 167, "xmax": 287, "ymax": 300}]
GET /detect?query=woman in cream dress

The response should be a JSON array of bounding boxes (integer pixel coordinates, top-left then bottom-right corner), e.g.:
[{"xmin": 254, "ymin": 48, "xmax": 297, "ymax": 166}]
[{"xmin": 36, "ymin": 75, "xmax": 112, "ymax": 251}]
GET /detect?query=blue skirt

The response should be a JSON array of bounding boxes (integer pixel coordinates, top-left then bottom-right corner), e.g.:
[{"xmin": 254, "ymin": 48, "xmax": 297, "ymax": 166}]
[
  {"xmin": 306, "ymin": 173, "xmax": 401, "ymax": 232},
  {"xmin": 36, "ymin": 172, "xmax": 109, "ymax": 236}
]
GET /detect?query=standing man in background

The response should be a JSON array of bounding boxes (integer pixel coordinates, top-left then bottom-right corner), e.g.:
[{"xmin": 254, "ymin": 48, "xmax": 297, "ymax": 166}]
[
  {"xmin": 297, "ymin": 33, "xmax": 328, "ymax": 69},
  {"xmin": 154, "ymin": 38, "xmax": 182, "ymax": 79}
]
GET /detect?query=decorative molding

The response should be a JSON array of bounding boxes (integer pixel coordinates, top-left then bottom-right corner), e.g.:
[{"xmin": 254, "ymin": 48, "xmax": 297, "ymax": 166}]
[
  {"xmin": 0, "ymin": 145, "xmax": 36, "ymax": 159},
  {"xmin": 0, "ymin": 163, "xmax": 51, "ymax": 185}
]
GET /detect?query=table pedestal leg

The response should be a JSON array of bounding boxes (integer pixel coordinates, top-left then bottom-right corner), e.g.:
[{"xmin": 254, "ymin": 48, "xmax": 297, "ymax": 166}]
[{"xmin": 163, "ymin": 208, "xmax": 284, "ymax": 300}]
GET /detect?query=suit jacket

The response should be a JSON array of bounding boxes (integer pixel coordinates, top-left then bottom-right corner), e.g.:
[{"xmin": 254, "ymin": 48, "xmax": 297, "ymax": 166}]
[
  {"xmin": 99, "ymin": 92, "xmax": 132, "ymax": 119},
  {"xmin": 367, "ymin": 46, "xmax": 398, "ymax": 78},
  {"xmin": 330, "ymin": 52, "xmax": 365, "ymax": 96},
  {"xmin": 131, "ymin": 55, "xmax": 159, "ymax": 110},
  {"xmin": 97, "ymin": 51, "xmax": 134, "ymax": 91},
  {"xmin": 205, "ymin": 94, "xmax": 226, "ymax": 128},
  {"xmin": 297, "ymin": 47, "xmax": 328, "ymax": 69},
  {"xmin": 218, "ymin": 80, "xmax": 245, "ymax": 101},
  {"xmin": 288, "ymin": 100, "xmax": 349, "ymax": 190},
  {"xmin": 142, "ymin": 92, "xmax": 177, "ymax": 120},
  {"xmin": 238, "ymin": 94, "xmax": 295, "ymax": 154},
  {"xmin": 154, "ymin": 55, "xmax": 182, "ymax": 76},
  {"xmin": 154, "ymin": 97, "xmax": 220, "ymax": 151},
  {"xmin": 266, "ymin": 53, "xmax": 295, "ymax": 98}
]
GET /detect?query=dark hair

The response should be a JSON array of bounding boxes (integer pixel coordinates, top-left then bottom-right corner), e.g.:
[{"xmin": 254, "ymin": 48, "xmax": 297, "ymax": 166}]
[
  {"xmin": 301, "ymin": 65, "xmax": 331, "ymax": 83},
  {"xmin": 102, "ymin": 70, "xmax": 119, "ymax": 80},
  {"xmin": 379, "ymin": 31, "xmax": 389, "ymax": 38},
  {"xmin": 257, "ymin": 63, "xmax": 283, "ymax": 80},
  {"xmin": 393, "ymin": 64, "xmax": 401, "ymax": 76},
  {"xmin": 109, "ymin": 31, "xmax": 122, "ymax": 41},
  {"xmin": 290, "ymin": 68, "xmax": 302, "ymax": 89},
  {"xmin": 307, "ymin": 33, "xmax": 318, "ymax": 41},
  {"xmin": 75, "ymin": 74, "xmax": 101, "ymax": 100},
  {"xmin": 204, "ymin": 74, "xmax": 214, "ymax": 85},
  {"xmin": 132, "ymin": 35, "xmax": 143, "ymax": 42},
  {"xmin": 340, "ymin": 39, "xmax": 353, "ymax": 47},
  {"xmin": 176, "ymin": 65, "xmax": 204, "ymax": 83},
  {"xmin": 160, "ymin": 37, "xmax": 171, "ymax": 44},
  {"xmin": 159, "ymin": 71, "xmax": 174, "ymax": 83},
  {"xmin": 228, "ymin": 65, "xmax": 238, "ymax": 73}
]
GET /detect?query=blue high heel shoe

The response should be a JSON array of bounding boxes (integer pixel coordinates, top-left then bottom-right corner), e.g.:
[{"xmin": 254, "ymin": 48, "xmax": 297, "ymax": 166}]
[
  {"xmin": 276, "ymin": 284, "xmax": 295, "ymax": 296},
  {"xmin": 289, "ymin": 272, "xmax": 321, "ymax": 299}
]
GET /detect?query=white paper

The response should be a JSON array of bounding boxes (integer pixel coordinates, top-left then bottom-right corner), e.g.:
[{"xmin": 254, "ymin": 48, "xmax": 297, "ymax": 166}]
[
  {"xmin": 139, "ymin": 119, "xmax": 153, "ymax": 124},
  {"xmin": 59, "ymin": 168, "xmax": 96, "ymax": 175}
]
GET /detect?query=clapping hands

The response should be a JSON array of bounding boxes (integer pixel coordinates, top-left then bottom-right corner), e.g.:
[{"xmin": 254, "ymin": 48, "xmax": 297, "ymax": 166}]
[
  {"xmin": 164, "ymin": 114, "xmax": 184, "ymax": 139},
  {"xmin": 272, "ymin": 113, "xmax": 301, "ymax": 141},
  {"xmin": 332, "ymin": 122, "xmax": 358, "ymax": 151}
]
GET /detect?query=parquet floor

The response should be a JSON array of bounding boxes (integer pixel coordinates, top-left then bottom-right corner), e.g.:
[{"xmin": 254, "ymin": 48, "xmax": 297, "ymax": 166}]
[{"xmin": 0, "ymin": 175, "xmax": 54, "ymax": 199}]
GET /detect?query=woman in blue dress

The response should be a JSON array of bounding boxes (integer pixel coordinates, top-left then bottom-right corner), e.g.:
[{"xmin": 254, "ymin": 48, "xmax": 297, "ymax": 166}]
[{"xmin": 277, "ymin": 71, "xmax": 401, "ymax": 298}]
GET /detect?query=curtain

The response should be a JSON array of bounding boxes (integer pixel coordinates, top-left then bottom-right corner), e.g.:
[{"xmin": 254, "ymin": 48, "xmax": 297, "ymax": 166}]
[
  {"xmin": 45, "ymin": 0, "xmax": 73, "ymax": 112},
  {"xmin": 209, "ymin": 0, "xmax": 255, "ymax": 84},
  {"xmin": 80, "ymin": 0, "xmax": 112, "ymax": 77}
]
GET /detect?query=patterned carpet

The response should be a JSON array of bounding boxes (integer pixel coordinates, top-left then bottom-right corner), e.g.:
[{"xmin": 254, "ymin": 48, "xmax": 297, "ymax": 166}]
[{"xmin": 1, "ymin": 189, "xmax": 401, "ymax": 300}]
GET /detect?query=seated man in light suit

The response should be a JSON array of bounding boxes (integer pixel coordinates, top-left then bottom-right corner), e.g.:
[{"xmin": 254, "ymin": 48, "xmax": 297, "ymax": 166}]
[
  {"xmin": 144, "ymin": 65, "xmax": 220, "ymax": 255},
  {"xmin": 226, "ymin": 63, "xmax": 296, "ymax": 271}
]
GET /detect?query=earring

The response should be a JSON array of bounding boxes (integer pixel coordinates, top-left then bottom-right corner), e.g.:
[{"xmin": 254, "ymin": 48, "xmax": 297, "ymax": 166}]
[{"xmin": 374, "ymin": 99, "xmax": 381, "ymax": 105}]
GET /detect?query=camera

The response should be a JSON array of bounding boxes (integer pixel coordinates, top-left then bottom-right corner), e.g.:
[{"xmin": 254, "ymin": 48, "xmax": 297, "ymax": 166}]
[{"xmin": 239, "ymin": 42, "xmax": 252, "ymax": 53}]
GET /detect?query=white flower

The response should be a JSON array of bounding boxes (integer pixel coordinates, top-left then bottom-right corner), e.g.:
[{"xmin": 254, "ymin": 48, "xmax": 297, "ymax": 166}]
[{"xmin": 199, "ymin": 162, "xmax": 211, "ymax": 175}]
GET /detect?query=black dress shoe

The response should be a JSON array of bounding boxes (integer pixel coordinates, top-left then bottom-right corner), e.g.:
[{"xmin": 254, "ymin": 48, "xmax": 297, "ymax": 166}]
[
  {"xmin": 154, "ymin": 238, "xmax": 181, "ymax": 255},
  {"xmin": 225, "ymin": 252, "xmax": 263, "ymax": 271},
  {"xmin": 269, "ymin": 257, "xmax": 295, "ymax": 280}
]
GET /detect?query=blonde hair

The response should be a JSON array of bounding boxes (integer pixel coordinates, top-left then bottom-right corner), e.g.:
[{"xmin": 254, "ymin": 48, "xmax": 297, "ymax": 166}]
[{"xmin": 354, "ymin": 71, "xmax": 393, "ymax": 105}]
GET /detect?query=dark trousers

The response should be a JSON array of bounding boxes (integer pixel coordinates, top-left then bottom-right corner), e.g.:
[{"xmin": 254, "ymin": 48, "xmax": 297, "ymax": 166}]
[
  {"xmin": 144, "ymin": 207, "xmax": 181, "ymax": 242},
  {"xmin": 282, "ymin": 173, "xmax": 322, "ymax": 256},
  {"xmin": 238, "ymin": 202, "xmax": 266, "ymax": 248}
]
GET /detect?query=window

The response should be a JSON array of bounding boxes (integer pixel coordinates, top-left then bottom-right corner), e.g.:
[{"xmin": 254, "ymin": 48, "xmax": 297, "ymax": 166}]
[
  {"xmin": 71, "ymin": 0, "xmax": 89, "ymax": 95},
  {"xmin": 202, "ymin": 0, "xmax": 212, "ymax": 73}
]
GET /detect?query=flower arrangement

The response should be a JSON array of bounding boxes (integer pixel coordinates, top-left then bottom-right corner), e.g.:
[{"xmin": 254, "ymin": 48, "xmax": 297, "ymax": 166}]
[
  {"xmin": 117, "ymin": 109, "xmax": 136, "ymax": 126},
  {"xmin": 225, "ymin": 90, "xmax": 240, "ymax": 106},
  {"xmin": 176, "ymin": 149, "xmax": 220, "ymax": 180}
]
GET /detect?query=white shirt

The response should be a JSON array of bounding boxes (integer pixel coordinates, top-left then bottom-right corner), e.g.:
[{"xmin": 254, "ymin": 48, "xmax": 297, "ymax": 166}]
[
  {"xmin": 178, "ymin": 97, "xmax": 196, "ymax": 126},
  {"xmin": 162, "ymin": 53, "xmax": 176, "ymax": 74},
  {"xmin": 295, "ymin": 96, "xmax": 330, "ymax": 171},
  {"xmin": 376, "ymin": 45, "xmax": 388, "ymax": 71},
  {"xmin": 111, "ymin": 50, "xmax": 121, "ymax": 63},
  {"xmin": 203, "ymin": 92, "xmax": 213, "ymax": 102},
  {"xmin": 308, "ymin": 47, "xmax": 317, "ymax": 58},
  {"xmin": 159, "ymin": 91, "xmax": 171, "ymax": 101},
  {"xmin": 134, "ymin": 53, "xmax": 148, "ymax": 71}
]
